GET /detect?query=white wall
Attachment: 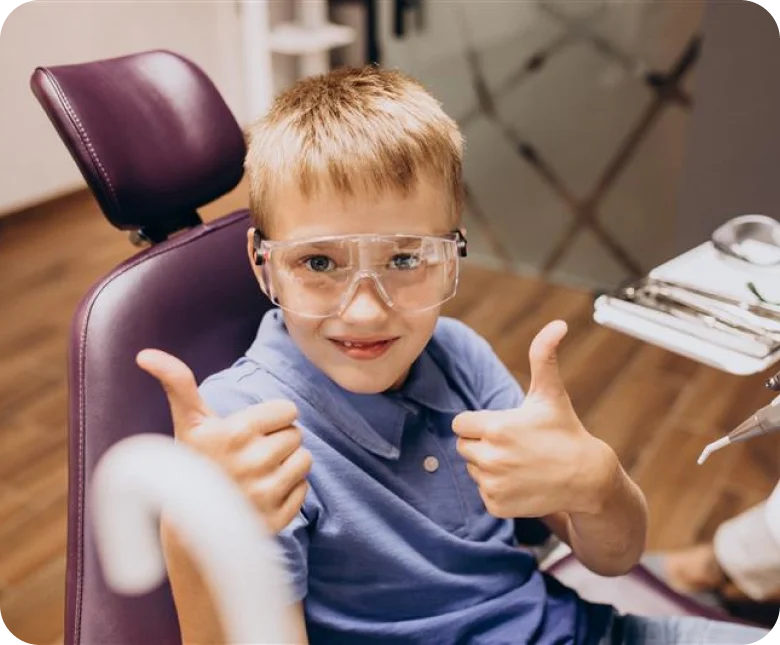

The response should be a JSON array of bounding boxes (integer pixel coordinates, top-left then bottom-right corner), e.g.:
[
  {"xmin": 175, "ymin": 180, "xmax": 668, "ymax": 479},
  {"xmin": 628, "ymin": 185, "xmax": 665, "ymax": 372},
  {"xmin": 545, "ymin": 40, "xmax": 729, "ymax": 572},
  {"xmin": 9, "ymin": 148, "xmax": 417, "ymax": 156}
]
[{"xmin": 0, "ymin": 0, "xmax": 258, "ymax": 216}]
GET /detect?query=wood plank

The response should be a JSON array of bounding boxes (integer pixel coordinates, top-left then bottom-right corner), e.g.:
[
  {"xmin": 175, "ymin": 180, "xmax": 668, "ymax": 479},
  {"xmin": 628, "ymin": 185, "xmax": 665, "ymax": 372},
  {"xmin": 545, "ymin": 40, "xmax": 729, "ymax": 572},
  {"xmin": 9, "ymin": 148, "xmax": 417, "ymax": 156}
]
[
  {"xmin": 492, "ymin": 285, "xmax": 594, "ymax": 376},
  {"xmin": 582, "ymin": 343, "xmax": 690, "ymax": 472},
  {"xmin": 0, "ymin": 482, "xmax": 67, "ymax": 587},
  {"xmin": 457, "ymin": 273, "xmax": 546, "ymax": 345},
  {"xmin": 557, "ymin": 323, "xmax": 643, "ymax": 419},
  {"xmin": 0, "ymin": 556, "xmax": 65, "ymax": 645},
  {"xmin": 634, "ymin": 427, "xmax": 744, "ymax": 549}
]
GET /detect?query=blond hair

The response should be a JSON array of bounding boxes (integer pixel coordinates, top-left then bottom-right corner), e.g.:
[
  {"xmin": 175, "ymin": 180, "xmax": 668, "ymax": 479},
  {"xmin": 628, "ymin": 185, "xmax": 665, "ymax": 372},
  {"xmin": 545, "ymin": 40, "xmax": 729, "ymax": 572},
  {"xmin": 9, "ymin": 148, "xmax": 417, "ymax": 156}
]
[{"xmin": 245, "ymin": 66, "xmax": 464, "ymax": 234}]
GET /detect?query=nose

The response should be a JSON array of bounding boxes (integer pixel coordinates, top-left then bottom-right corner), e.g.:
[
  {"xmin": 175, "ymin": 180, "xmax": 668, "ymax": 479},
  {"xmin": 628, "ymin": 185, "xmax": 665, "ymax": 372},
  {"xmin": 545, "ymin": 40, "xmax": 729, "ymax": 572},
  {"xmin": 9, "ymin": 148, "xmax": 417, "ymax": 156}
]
[{"xmin": 338, "ymin": 277, "xmax": 390, "ymax": 324}]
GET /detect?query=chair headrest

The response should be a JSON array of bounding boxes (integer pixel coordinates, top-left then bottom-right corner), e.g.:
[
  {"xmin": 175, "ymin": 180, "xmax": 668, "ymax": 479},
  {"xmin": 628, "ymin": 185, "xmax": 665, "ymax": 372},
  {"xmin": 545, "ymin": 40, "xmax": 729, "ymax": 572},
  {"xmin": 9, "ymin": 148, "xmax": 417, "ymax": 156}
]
[{"xmin": 31, "ymin": 50, "xmax": 246, "ymax": 242}]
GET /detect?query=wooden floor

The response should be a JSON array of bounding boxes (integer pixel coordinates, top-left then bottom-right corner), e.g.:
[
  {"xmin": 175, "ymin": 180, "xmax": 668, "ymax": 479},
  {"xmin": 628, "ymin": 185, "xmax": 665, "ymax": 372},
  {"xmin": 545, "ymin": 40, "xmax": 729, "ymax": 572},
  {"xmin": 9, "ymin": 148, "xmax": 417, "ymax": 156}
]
[{"xmin": 1, "ymin": 181, "xmax": 778, "ymax": 644}]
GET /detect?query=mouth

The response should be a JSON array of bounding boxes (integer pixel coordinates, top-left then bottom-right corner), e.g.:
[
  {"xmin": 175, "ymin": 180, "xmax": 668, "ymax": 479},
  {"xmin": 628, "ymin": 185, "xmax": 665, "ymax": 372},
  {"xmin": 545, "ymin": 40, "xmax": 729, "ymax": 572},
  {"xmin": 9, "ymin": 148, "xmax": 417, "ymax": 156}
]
[{"xmin": 329, "ymin": 337, "xmax": 399, "ymax": 360}]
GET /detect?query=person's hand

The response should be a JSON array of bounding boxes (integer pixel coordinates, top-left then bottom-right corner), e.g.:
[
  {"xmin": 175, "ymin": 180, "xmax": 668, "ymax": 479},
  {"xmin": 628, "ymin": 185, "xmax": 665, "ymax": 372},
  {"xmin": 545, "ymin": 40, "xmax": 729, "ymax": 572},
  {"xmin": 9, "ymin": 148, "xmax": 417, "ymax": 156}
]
[
  {"xmin": 136, "ymin": 349, "xmax": 312, "ymax": 533},
  {"xmin": 452, "ymin": 321, "xmax": 616, "ymax": 519}
]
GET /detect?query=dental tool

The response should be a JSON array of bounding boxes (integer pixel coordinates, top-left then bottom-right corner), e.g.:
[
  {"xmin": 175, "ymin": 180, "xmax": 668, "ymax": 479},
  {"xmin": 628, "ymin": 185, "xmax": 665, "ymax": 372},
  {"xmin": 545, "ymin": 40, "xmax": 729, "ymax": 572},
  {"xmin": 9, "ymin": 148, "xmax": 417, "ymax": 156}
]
[
  {"xmin": 698, "ymin": 369, "xmax": 780, "ymax": 464},
  {"xmin": 92, "ymin": 434, "xmax": 296, "ymax": 644}
]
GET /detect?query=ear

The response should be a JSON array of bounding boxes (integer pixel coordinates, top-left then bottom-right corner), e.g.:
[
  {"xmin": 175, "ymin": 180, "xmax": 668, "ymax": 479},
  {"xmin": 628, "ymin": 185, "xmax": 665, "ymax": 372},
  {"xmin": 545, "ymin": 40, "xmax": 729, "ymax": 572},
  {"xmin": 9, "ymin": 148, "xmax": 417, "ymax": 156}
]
[
  {"xmin": 248, "ymin": 227, "xmax": 264, "ymax": 265},
  {"xmin": 246, "ymin": 228, "xmax": 264, "ymax": 287}
]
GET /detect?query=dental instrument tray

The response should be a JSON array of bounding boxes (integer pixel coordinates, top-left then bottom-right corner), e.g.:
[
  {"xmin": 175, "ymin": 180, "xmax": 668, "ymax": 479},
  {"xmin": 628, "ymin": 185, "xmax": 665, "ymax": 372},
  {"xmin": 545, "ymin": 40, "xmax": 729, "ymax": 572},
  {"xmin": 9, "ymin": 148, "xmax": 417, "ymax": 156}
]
[{"xmin": 593, "ymin": 240, "xmax": 780, "ymax": 375}]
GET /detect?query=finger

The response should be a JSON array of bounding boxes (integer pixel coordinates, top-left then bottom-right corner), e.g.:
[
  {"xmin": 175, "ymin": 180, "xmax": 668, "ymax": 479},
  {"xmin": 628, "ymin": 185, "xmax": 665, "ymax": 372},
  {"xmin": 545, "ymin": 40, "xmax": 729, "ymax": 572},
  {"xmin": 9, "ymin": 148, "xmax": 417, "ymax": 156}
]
[
  {"xmin": 453, "ymin": 409, "xmax": 513, "ymax": 440},
  {"xmin": 452, "ymin": 410, "xmax": 489, "ymax": 439},
  {"xmin": 465, "ymin": 461, "xmax": 483, "ymax": 485},
  {"xmin": 455, "ymin": 436, "xmax": 483, "ymax": 465},
  {"xmin": 231, "ymin": 428, "xmax": 302, "ymax": 479},
  {"xmin": 247, "ymin": 447, "xmax": 312, "ymax": 509},
  {"xmin": 528, "ymin": 320, "xmax": 569, "ymax": 400},
  {"xmin": 274, "ymin": 448, "xmax": 313, "ymax": 501},
  {"xmin": 267, "ymin": 480, "xmax": 309, "ymax": 534},
  {"xmin": 225, "ymin": 399, "xmax": 298, "ymax": 443},
  {"xmin": 136, "ymin": 349, "xmax": 212, "ymax": 433}
]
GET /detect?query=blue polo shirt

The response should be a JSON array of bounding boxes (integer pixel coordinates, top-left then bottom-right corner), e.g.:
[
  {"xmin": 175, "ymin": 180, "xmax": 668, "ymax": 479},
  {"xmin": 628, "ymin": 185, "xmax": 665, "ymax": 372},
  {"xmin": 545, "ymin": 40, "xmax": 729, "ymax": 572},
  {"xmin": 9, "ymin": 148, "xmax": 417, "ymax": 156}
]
[{"xmin": 199, "ymin": 309, "xmax": 612, "ymax": 645}]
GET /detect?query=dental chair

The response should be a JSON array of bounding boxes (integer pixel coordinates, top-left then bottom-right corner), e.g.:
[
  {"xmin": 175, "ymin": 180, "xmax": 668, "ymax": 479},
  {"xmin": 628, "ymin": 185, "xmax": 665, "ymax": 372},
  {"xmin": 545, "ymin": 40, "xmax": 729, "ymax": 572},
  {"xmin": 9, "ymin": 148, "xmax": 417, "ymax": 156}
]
[{"xmin": 30, "ymin": 50, "xmax": 733, "ymax": 645}]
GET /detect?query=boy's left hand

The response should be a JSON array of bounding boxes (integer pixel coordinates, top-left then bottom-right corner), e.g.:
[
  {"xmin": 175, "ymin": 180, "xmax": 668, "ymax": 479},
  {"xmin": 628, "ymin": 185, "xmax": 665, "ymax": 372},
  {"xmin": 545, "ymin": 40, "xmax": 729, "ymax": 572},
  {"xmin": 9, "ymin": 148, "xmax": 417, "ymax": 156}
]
[{"xmin": 452, "ymin": 320, "xmax": 617, "ymax": 520}]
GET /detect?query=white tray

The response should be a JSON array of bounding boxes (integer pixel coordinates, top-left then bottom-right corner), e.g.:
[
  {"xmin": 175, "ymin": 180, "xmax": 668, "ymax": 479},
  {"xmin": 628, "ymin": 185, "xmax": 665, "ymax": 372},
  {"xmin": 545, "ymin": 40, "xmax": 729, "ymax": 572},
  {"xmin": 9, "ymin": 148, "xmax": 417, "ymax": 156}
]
[{"xmin": 592, "ymin": 242, "xmax": 780, "ymax": 376}]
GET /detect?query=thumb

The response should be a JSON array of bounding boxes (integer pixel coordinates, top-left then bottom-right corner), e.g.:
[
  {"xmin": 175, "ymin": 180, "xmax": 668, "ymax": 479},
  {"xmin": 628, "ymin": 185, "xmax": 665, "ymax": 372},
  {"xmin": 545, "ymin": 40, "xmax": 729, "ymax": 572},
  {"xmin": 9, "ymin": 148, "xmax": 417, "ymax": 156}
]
[
  {"xmin": 528, "ymin": 320, "xmax": 569, "ymax": 400},
  {"xmin": 136, "ymin": 349, "xmax": 213, "ymax": 434}
]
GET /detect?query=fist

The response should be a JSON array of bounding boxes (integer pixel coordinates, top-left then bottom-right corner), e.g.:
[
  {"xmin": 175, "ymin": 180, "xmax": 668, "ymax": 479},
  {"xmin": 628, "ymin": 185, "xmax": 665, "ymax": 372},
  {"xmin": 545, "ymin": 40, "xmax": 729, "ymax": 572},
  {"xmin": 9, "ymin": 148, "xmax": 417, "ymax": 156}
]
[
  {"xmin": 452, "ymin": 321, "xmax": 614, "ymax": 519},
  {"xmin": 137, "ymin": 349, "xmax": 312, "ymax": 533}
]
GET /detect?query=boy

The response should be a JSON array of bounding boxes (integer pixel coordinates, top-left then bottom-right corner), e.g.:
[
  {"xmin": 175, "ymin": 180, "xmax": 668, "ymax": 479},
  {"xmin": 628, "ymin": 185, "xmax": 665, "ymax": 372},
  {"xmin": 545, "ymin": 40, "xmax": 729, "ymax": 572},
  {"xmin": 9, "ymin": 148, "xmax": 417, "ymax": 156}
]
[{"xmin": 138, "ymin": 67, "xmax": 767, "ymax": 644}]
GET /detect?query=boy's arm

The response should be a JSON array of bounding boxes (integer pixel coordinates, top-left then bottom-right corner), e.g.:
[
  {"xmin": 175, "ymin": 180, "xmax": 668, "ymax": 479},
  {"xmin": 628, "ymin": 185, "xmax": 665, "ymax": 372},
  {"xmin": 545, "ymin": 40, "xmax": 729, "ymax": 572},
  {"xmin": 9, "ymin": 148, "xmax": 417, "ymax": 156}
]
[
  {"xmin": 161, "ymin": 522, "xmax": 225, "ymax": 644},
  {"xmin": 161, "ymin": 523, "xmax": 310, "ymax": 644},
  {"xmin": 540, "ymin": 451, "xmax": 648, "ymax": 576},
  {"xmin": 136, "ymin": 351, "xmax": 311, "ymax": 643},
  {"xmin": 452, "ymin": 320, "xmax": 648, "ymax": 577}
]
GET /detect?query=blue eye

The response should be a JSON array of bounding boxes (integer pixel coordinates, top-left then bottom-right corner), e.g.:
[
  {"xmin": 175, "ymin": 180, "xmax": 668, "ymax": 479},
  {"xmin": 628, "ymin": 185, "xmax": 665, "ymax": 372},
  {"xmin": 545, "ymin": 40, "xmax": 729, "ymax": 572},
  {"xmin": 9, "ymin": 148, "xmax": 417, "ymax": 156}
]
[
  {"xmin": 391, "ymin": 253, "xmax": 422, "ymax": 270},
  {"xmin": 303, "ymin": 255, "xmax": 335, "ymax": 272}
]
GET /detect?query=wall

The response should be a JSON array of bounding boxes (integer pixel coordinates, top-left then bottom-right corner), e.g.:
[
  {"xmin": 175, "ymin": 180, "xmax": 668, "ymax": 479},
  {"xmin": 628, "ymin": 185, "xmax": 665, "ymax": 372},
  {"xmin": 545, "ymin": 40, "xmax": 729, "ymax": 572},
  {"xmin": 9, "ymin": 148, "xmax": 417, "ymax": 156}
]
[
  {"xmin": 677, "ymin": 0, "xmax": 780, "ymax": 251},
  {"xmin": 0, "ymin": 1, "xmax": 250, "ymax": 216}
]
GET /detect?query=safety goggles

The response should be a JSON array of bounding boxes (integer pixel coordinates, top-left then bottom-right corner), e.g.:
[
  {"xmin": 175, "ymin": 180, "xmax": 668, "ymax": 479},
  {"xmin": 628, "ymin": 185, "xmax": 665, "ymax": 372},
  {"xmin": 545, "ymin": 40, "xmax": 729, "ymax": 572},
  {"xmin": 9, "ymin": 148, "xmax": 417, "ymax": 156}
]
[{"xmin": 252, "ymin": 229, "xmax": 468, "ymax": 318}]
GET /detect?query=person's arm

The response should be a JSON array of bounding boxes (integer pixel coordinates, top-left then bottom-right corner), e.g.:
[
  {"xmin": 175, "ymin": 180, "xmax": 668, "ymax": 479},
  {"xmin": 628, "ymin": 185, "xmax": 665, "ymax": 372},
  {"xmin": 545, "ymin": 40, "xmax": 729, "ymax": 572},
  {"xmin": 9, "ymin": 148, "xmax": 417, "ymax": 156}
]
[
  {"xmin": 540, "ymin": 445, "xmax": 648, "ymax": 576},
  {"xmin": 161, "ymin": 521, "xmax": 226, "ymax": 645},
  {"xmin": 452, "ymin": 320, "xmax": 648, "ymax": 577},
  {"xmin": 161, "ymin": 523, "xmax": 309, "ymax": 644},
  {"xmin": 137, "ymin": 350, "xmax": 311, "ymax": 644}
]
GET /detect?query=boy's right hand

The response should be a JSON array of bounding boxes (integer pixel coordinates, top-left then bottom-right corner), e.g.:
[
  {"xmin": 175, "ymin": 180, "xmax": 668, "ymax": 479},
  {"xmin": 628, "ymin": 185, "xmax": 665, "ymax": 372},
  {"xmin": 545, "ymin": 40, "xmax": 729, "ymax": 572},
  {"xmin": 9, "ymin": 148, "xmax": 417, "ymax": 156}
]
[{"xmin": 136, "ymin": 349, "xmax": 312, "ymax": 534}]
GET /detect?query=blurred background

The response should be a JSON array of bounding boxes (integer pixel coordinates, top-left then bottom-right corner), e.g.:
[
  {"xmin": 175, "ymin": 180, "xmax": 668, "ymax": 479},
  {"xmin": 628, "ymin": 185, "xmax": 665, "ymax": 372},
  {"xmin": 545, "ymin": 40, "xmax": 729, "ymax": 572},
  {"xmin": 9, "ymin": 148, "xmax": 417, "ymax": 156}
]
[{"xmin": 1, "ymin": 1, "xmax": 780, "ymax": 643}]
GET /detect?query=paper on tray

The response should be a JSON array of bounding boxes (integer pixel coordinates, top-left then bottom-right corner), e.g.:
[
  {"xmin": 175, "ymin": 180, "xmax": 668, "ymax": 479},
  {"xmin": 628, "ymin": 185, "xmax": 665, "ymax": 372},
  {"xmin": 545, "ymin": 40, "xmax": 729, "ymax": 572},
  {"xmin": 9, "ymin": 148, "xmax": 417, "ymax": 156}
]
[
  {"xmin": 650, "ymin": 242, "xmax": 780, "ymax": 303},
  {"xmin": 593, "ymin": 295, "xmax": 780, "ymax": 375},
  {"xmin": 592, "ymin": 241, "xmax": 780, "ymax": 376}
]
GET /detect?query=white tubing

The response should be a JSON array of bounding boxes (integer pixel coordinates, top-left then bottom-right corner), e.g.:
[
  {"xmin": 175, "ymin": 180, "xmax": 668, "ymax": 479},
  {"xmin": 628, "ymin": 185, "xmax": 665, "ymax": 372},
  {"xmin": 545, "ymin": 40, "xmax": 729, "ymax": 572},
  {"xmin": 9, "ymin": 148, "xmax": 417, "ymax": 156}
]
[{"xmin": 91, "ymin": 434, "xmax": 295, "ymax": 644}]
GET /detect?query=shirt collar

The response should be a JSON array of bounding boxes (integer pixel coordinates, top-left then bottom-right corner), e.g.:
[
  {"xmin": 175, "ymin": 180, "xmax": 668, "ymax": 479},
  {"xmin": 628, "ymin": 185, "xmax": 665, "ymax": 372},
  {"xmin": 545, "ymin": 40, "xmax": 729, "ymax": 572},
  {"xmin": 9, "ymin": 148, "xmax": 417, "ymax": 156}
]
[
  {"xmin": 246, "ymin": 309, "xmax": 465, "ymax": 460},
  {"xmin": 393, "ymin": 350, "xmax": 465, "ymax": 415}
]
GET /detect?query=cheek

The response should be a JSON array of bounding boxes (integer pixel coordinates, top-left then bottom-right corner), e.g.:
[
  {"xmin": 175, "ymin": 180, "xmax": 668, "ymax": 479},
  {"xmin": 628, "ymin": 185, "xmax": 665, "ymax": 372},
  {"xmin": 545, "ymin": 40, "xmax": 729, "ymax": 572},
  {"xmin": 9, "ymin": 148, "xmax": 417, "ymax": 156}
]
[
  {"xmin": 282, "ymin": 313, "xmax": 323, "ymax": 348},
  {"xmin": 395, "ymin": 310, "xmax": 440, "ymax": 356},
  {"xmin": 402, "ymin": 310, "xmax": 440, "ymax": 338}
]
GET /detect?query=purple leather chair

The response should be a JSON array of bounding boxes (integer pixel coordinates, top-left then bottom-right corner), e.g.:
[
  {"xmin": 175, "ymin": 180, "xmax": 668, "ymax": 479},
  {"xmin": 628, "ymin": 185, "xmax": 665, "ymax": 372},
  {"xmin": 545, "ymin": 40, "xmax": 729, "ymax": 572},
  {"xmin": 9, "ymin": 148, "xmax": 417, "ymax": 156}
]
[{"xmin": 30, "ymin": 50, "xmax": 732, "ymax": 645}]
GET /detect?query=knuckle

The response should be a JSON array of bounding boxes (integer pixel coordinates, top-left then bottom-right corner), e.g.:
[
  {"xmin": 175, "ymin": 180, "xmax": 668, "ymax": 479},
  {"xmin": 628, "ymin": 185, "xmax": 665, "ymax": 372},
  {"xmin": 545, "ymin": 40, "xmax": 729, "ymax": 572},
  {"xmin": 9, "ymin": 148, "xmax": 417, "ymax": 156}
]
[
  {"xmin": 249, "ymin": 478, "xmax": 274, "ymax": 504},
  {"xmin": 290, "ymin": 429, "xmax": 304, "ymax": 450},
  {"xmin": 487, "ymin": 420, "xmax": 509, "ymax": 442},
  {"xmin": 481, "ymin": 479, "xmax": 498, "ymax": 500},
  {"xmin": 478, "ymin": 448, "xmax": 499, "ymax": 473},
  {"xmin": 299, "ymin": 448, "xmax": 313, "ymax": 472},
  {"xmin": 265, "ymin": 398, "xmax": 298, "ymax": 422},
  {"xmin": 482, "ymin": 491, "xmax": 509, "ymax": 518},
  {"xmin": 266, "ymin": 512, "xmax": 282, "ymax": 534},
  {"xmin": 482, "ymin": 476, "xmax": 504, "ymax": 501},
  {"xmin": 466, "ymin": 463, "xmax": 479, "ymax": 481},
  {"xmin": 483, "ymin": 497, "xmax": 500, "ymax": 516}
]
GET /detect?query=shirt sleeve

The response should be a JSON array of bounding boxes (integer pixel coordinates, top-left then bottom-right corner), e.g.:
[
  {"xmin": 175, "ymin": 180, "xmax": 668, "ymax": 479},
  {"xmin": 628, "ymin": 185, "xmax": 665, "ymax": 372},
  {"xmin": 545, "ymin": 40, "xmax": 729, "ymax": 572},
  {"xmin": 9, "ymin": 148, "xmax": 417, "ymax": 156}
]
[
  {"xmin": 276, "ymin": 511, "xmax": 311, "ymax": 601},
  {"xmin": 473, "ymin": 333, "xmax": 525, "ymax": 411},
  {"xmin": 439, "ymin": 317, "xmax": 525, "ymax": 411},
  {"xmin": 197, "ymin": 361, "xmax": 312, "ymax": 602}
]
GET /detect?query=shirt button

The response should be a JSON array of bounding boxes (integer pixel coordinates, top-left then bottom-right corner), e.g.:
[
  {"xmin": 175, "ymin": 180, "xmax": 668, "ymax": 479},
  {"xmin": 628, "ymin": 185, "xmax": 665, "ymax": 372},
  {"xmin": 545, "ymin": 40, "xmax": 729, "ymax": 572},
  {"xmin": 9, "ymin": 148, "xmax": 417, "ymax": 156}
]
[{"xmin": 423, "ymin": 456, "xmax": 440, "ymax": 473}]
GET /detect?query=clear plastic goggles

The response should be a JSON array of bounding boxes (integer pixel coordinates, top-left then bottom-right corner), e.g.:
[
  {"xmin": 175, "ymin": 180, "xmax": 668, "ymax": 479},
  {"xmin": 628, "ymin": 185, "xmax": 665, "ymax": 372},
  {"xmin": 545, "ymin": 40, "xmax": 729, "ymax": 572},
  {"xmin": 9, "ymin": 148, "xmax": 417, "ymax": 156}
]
[{"xmin": 253, "ymin": 230, "xmax": 468, "ymax": 318}]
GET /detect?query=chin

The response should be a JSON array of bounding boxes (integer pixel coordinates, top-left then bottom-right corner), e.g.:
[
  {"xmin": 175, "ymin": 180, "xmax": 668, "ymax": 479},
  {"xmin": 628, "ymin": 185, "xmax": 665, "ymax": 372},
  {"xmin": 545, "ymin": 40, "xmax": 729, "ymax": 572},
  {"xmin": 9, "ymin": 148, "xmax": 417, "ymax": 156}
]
[{"xmin": 327, "ymin": 366, "xmax": 406, "ymax": 394}]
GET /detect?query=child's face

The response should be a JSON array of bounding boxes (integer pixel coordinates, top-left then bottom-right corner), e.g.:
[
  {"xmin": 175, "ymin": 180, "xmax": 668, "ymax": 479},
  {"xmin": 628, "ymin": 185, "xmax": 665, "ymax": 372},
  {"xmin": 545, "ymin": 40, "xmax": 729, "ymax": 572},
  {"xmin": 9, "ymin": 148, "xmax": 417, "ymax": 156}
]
[{"xmin": 248, "ymin": 177, "xmax": 455, "ymax": 393}]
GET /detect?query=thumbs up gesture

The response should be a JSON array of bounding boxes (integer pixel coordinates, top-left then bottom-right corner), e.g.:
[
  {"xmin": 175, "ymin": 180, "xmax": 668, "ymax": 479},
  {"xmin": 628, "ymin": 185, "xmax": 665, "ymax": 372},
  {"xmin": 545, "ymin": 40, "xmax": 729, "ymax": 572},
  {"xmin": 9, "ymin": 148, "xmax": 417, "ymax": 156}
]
[
  {"xmin": 452, "ymin": 321, "xmax": 615, "ymax": 520},
  {"xmin": 136, "ymin": 349, "xmax": 312, "ymax": 533}
]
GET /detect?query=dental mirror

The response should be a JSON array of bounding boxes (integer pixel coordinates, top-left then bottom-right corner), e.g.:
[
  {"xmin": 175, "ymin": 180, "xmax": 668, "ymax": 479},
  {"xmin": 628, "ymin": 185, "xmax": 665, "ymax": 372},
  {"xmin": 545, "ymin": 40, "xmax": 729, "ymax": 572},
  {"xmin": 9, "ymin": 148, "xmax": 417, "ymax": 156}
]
[{"xmin": 711, "ymin": 214, "xmax": 780, "ymax": 267}]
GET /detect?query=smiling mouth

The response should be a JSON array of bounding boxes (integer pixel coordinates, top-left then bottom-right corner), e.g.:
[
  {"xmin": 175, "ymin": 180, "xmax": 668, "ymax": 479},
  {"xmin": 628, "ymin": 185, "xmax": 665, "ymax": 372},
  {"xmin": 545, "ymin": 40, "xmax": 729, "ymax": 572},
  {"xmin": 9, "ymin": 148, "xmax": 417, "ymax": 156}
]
[{"xmin": 329, "ymin": 338, "xmax": 399, "ymax": 359}]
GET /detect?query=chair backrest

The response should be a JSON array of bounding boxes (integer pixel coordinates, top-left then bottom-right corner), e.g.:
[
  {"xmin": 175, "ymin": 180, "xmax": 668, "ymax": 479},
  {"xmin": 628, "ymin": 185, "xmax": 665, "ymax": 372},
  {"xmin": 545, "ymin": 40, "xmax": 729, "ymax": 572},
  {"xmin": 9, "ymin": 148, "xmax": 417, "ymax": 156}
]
[{"xmin": 31, "ymin": 50, "xmax": 273, "ymax": 645}]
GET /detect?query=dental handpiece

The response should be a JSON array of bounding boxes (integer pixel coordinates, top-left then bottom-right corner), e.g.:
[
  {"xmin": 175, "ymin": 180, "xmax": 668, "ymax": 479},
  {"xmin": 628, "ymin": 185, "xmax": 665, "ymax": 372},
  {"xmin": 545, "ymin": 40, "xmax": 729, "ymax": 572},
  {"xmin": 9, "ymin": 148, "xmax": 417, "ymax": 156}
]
[{"xmin": 698, "ymin": 392, "xmax": 780, "ymax": 464}]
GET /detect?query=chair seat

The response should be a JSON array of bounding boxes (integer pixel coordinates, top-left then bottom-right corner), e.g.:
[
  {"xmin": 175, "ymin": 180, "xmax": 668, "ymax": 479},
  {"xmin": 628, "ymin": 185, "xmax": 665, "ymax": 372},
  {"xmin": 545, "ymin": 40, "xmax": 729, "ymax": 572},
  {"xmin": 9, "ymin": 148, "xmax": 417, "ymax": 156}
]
[{"xmin": 547, "ymin": 553, "xmax": 732, "ymax": 620}]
